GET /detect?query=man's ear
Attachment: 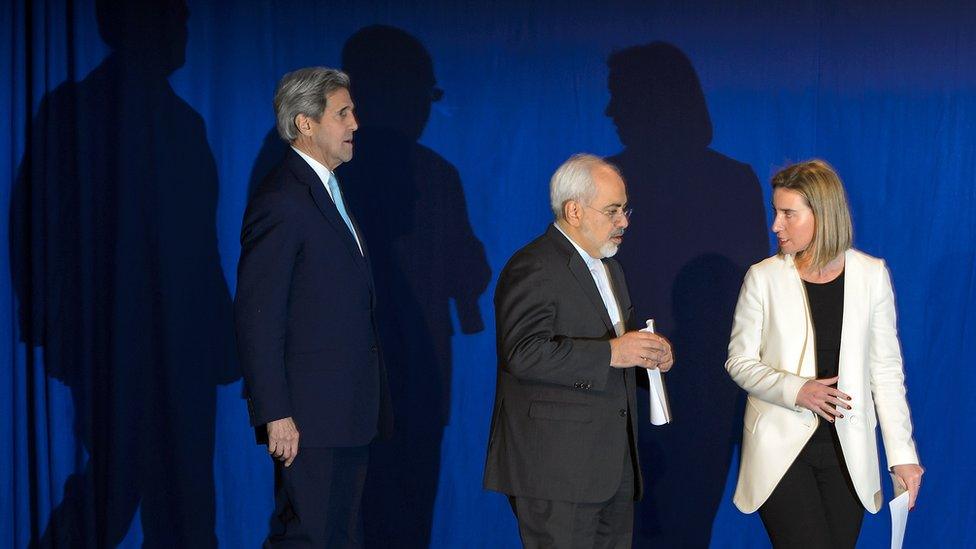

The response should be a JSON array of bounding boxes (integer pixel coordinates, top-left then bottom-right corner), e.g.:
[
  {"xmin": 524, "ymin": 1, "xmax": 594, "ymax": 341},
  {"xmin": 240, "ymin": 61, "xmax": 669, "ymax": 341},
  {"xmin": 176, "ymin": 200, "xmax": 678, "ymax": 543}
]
[
  {"xmin": 564, "ymin": 200, "xmax": 583, "ymax": 227},
  {"xmin": 294, "ymin": 113, "xmax": 313, "ymax": 136}
]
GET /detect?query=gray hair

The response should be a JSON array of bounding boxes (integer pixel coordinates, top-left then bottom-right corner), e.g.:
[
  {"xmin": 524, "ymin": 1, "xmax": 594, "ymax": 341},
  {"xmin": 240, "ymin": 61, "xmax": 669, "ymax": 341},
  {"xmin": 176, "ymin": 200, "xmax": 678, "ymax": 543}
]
[
  {"xmin": 273, "ymin": 67, "xmax": 351, "ymax": 142},
  {"xmin": 549, "ymin": 153, "xmax": 620, "ymax": 220}
]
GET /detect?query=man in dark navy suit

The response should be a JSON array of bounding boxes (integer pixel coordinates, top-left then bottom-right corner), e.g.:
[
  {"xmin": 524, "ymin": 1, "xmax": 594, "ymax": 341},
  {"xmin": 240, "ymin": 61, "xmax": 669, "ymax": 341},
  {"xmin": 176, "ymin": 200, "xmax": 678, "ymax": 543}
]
[{"xmin": 235, "ymin": 67, "xmax": 391, "ymax": 547}]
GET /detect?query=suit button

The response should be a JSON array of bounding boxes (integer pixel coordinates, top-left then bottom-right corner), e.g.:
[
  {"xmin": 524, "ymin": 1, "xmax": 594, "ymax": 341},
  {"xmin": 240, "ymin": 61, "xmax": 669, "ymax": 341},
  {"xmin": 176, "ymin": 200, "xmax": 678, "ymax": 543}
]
[
  {"xmin": 619, "ymin": 409, "xmax": 628, "ymax": 417},
  {"xmin": 849, "ymin": 414, "xmax": 858, "ymax": 425},
  {"xmin": 370, "ymin": 346, "xmax": 377, "ymax": 353},
  {"xmin": 584, "ymin": 383, "xmax": 592, "ymax": 390}
]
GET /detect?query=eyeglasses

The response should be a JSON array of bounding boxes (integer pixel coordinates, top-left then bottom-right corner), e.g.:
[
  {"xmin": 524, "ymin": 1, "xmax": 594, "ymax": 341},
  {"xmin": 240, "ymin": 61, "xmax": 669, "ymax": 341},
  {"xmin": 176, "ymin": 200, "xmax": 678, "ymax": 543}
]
[{"xmin": 585, "ymin": 205, "xmax": 633, "ymax": 223}]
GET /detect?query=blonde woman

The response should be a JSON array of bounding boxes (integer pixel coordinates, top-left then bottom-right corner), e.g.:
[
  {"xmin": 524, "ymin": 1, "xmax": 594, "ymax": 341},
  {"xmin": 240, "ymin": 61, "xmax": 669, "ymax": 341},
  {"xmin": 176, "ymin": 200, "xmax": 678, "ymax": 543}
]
[{"xmin": 725, "ymin": 160, "xmax": 923, "ymax": 548}]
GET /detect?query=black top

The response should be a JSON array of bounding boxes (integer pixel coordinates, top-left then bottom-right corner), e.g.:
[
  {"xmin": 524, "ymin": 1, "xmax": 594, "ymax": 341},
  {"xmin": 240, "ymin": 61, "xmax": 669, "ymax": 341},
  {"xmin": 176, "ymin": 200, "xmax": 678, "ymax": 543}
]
[{"xmin": 804, "ymin": 270, "xmax": 845, "ymax": 438}]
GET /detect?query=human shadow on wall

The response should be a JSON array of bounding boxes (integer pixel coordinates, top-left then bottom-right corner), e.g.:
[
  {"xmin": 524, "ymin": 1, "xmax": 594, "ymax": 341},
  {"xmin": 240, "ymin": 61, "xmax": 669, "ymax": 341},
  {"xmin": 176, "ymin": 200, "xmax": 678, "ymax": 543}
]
[
  {"xmin": 604, "ymin": 42, "xmax": 769, "ymax": 547},
  {"xmin": 248, "ymin": 25, "xmax": 491, "ymax": 548},
  {"xmin": 10, "ymin": 1, "xmax": 238, "ymax": 547}
]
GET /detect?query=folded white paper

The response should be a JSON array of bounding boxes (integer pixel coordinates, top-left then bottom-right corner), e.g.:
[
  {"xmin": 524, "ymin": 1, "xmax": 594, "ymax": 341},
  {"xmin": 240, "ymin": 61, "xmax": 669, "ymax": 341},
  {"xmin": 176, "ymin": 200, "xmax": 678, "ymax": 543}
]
[
  {"xmin": 889, "ymin": 490, "xmax": 909, "ymax": 549},
  {"xmin": 641, "ymin": 319, "xmax": 671, "ymax": 425}
]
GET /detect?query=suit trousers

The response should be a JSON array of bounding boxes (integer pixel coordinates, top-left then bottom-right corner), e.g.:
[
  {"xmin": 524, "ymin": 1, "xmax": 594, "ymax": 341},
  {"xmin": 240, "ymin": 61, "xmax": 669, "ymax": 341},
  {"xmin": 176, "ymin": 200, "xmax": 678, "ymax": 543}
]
[
  {"xmin": 265, "ymin": 446, "xmax": 369, "ymax": 548},
  {"xmin": 758, "ymin": 429, "xmax": 864, "ymax": 549},
  {"xmin": 509, "ymin": 442, "xmax": 636, "ymax": 549}
]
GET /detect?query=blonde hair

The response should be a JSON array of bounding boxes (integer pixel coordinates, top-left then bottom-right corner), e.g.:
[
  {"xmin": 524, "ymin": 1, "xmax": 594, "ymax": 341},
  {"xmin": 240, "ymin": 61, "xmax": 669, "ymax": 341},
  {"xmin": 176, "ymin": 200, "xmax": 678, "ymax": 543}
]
[{"xmin": 772, "ymin": 159, "xmax": 853, "ymax": 270}]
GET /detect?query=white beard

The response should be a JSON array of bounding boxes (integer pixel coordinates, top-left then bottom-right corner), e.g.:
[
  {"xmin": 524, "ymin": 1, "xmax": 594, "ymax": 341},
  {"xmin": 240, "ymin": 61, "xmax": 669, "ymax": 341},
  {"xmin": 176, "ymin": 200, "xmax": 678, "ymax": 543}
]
[
  {"xmin": 580, "ymin": 220, "xmax": 623, "ymax": 259},
  {"xmin": 599, "ymin": 241, "xmax": 619, "ymax": 258}
]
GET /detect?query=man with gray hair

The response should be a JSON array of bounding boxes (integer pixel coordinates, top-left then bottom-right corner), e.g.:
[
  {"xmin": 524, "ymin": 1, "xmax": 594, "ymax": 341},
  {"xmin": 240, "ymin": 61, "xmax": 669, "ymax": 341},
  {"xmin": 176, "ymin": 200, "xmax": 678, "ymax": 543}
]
[
  {"xmin": 235, "ymin": 67, "xmax": 391, "ymax": 546},
  {"xmin": 484, "ymin": 154, "xmax": 674, "ymax": 547}
]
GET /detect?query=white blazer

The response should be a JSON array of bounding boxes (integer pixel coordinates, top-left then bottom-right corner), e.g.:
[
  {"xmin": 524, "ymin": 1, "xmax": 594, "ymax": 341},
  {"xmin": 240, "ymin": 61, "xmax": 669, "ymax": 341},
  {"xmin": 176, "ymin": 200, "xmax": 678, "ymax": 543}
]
[{"xmin": 726, "ymin": 249, "xmax": 920, "ymax": 513}]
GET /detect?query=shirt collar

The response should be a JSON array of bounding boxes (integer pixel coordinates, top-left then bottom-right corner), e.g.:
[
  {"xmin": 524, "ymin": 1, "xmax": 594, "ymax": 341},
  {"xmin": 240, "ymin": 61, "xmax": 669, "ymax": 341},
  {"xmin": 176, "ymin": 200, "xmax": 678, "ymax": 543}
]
[
  {"xmin": 291, "ymin": 146, "xmax": 335, "ymax": 192},
  {"xmin": 553, "ymin": 222, "xmax": 603, "ymax": 270}
]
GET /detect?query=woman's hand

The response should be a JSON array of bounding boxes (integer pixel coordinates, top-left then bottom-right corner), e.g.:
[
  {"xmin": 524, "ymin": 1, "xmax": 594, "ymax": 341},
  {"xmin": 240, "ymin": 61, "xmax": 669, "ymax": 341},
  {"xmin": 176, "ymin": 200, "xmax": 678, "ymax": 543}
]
[
  {"xmin": 892, "ymin": 464, "xmax": 924, "ymax": 510},
  {"xmin": 795, "ymin": 376, "xmax": 852, "ymax": 422}
]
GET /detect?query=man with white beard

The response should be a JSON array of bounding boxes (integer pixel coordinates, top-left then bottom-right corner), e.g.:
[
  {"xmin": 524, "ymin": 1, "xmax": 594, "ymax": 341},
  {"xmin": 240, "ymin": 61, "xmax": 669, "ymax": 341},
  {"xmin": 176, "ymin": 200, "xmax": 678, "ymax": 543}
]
[{"xmin": 483, "ymin": 154, "xmax": 674, "ymax": 547}]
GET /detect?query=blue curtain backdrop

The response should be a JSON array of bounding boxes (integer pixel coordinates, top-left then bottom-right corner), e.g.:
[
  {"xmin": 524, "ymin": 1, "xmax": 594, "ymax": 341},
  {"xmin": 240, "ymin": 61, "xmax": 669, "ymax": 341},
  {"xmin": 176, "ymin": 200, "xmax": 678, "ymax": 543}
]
[{"xmin": 2, "ymin": 0, "xmax": 974, "ymax": 547}]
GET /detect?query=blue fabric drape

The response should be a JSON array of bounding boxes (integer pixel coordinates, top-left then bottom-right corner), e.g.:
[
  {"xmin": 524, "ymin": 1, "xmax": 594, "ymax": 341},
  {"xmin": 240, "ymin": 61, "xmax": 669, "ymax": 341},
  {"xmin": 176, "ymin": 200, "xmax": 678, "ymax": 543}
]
[{"xmin": 3, "ymin": 1, "xmax": 973, "ymax": 547}]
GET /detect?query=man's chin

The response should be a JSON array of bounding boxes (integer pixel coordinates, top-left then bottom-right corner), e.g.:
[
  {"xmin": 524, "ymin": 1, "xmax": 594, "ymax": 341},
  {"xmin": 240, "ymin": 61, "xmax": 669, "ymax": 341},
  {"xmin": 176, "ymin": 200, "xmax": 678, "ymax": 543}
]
[{"xmin": 600, "ymin": 242, "xmax": 619, "ymax": 258}]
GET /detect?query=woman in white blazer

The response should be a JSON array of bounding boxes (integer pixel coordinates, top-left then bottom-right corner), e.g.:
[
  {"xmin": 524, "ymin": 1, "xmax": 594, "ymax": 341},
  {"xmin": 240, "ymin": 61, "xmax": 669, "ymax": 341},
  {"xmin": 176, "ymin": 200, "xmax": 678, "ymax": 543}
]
[{"xmin": 725, "ymin": 160, "xmax": 923, "ymax": 548}]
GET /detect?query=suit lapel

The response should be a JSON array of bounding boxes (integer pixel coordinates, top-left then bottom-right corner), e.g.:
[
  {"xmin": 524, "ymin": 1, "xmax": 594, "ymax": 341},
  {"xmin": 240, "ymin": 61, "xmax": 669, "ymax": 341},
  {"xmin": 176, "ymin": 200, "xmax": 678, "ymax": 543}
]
[
  {"xmin": 567, "ymin": 256, "xmax": 615, "ymax": 333},
  {"xmin": 345, "ymin": 207, "xmax": 376, "ymax": 294},
  {"xmin": 286, "ymin": 150, "xmax": 367, "ymax": 269},
  {"xmin": 838, "ymin": 250, "xmax": 862, "ymax": 381},
  {"xmin": 307, "ymin": 182, "xmax": 367, "ymax": 266},
  {"xmin": 546, "ymin": 226, "xmax": 615, "ymax": 333},
  {"xmin": 785, "ymin": 254, "xmax": 815, "ymax": 377}
]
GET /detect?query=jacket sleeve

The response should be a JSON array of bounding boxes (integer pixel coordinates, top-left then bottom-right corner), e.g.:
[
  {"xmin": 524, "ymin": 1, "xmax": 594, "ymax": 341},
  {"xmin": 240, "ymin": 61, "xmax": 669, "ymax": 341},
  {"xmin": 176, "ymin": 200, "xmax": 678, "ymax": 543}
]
[
  {"xmin": 495, "ymin": 254, "xmax": 612, "ymax": 391},
  {"xmin": 868, "ymin": 260, "xmax": 920, "ymax": 468},
  {"xmin": 726, "ymin": 266, "xmax": 808, "ymax": 410},
  {"xmin": 234, "ymin": 189, "xmax": 301, "ymax": 426}
]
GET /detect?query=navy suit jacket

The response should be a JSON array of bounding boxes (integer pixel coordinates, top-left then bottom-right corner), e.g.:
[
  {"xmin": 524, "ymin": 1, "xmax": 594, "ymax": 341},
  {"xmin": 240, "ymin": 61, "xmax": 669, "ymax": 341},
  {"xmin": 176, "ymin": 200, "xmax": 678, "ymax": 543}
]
[{"xmin": 235, "ymin": 148, "xmax": 392, "ymax": 447}]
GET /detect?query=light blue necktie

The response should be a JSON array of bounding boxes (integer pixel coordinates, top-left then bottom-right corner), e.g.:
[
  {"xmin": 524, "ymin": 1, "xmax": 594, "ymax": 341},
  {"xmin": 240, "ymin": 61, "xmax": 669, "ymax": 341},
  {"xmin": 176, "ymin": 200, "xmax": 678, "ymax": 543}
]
[{"xmin": 326, "ymin": 172, "xmax": 359, "ymax": 245}]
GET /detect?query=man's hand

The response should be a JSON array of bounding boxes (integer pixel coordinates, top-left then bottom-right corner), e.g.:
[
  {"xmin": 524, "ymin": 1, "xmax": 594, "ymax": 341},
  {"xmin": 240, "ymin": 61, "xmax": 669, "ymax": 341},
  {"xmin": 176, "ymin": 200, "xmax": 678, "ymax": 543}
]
[
  {"xmin": 267, "ymin": 416, "xmax": 300, "ymax": 467},
  {"xmin": 892, "ymin": 463, "xmax": 924, "ymax": 511},
  {"xmin": 610, "ymin": 331, "xmax": 674, "ymax": 372},
  {"xmin": 795, "ymin": 376, "xmax": 851, "ymax": 422}
]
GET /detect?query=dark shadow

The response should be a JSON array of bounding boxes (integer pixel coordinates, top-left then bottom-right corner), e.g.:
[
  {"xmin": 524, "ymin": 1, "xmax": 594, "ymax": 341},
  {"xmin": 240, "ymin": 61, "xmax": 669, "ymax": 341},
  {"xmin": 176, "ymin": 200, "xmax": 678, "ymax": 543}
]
[
  {"xmin": 248, "ymin": 129, "xmax": 286, "ymax": 199},
  {"xmin": 342, "ymin": 25, "xmax": 491, "ymax": 549},
  {"xmin": 10, "ymin": 1, "xmax": 238, "ymax": 547},
  {"xmin": 246, "ymin": 25, "xmax": 491, "ymax": 548},
  {"xmin": 604, "ymin": 42, "xmax": 768, "ymax": 547}
]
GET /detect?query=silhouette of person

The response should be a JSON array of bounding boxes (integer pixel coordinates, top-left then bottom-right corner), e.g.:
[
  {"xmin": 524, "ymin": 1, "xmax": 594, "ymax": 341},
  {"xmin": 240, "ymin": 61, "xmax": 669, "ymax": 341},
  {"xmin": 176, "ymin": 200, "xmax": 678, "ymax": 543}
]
[
  {"xmin": 604, "ymin": 42, "xmax": 769, "ymax": 547},
  {"xmin": 10, "ymin": 1, "xmax": 237, "ymax": 546},
  {"xmin": 340, "ymin": 25, "xmax": 490, "ymax": 548}
]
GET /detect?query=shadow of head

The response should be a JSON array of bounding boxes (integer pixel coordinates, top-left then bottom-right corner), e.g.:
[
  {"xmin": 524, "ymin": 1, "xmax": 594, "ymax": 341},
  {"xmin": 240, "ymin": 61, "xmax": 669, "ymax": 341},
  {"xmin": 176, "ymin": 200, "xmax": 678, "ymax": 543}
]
[
  {"xmin": 605, "ymin": 42, "xmax": 712, "ymax": 151},
  {"xmin": 96, "ymin": 0, "xmax": 189, "ymax": 75},
  {"xmin": 341, "ymin": 25, "xmax": 442, "ymax": 141}
]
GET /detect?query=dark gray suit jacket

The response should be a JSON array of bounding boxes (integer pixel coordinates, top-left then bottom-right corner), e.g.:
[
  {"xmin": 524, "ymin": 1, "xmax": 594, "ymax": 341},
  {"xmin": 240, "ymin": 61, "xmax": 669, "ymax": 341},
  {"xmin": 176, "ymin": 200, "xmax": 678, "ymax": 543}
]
[{"xmin": 483, "ymin": 224, "xmax": 643, "ymax": 503}]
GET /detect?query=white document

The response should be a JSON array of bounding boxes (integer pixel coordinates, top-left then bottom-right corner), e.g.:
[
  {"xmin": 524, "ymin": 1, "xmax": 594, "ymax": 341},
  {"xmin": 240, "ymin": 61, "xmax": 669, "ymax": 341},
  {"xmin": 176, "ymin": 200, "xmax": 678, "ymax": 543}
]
[
  {"xmin": 641, "ymin": 319, "xmax": 671, "ymax": 425},
  {"xmin": 889, "ymin": 490, "xmax": 910, "ymax": 549}
]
